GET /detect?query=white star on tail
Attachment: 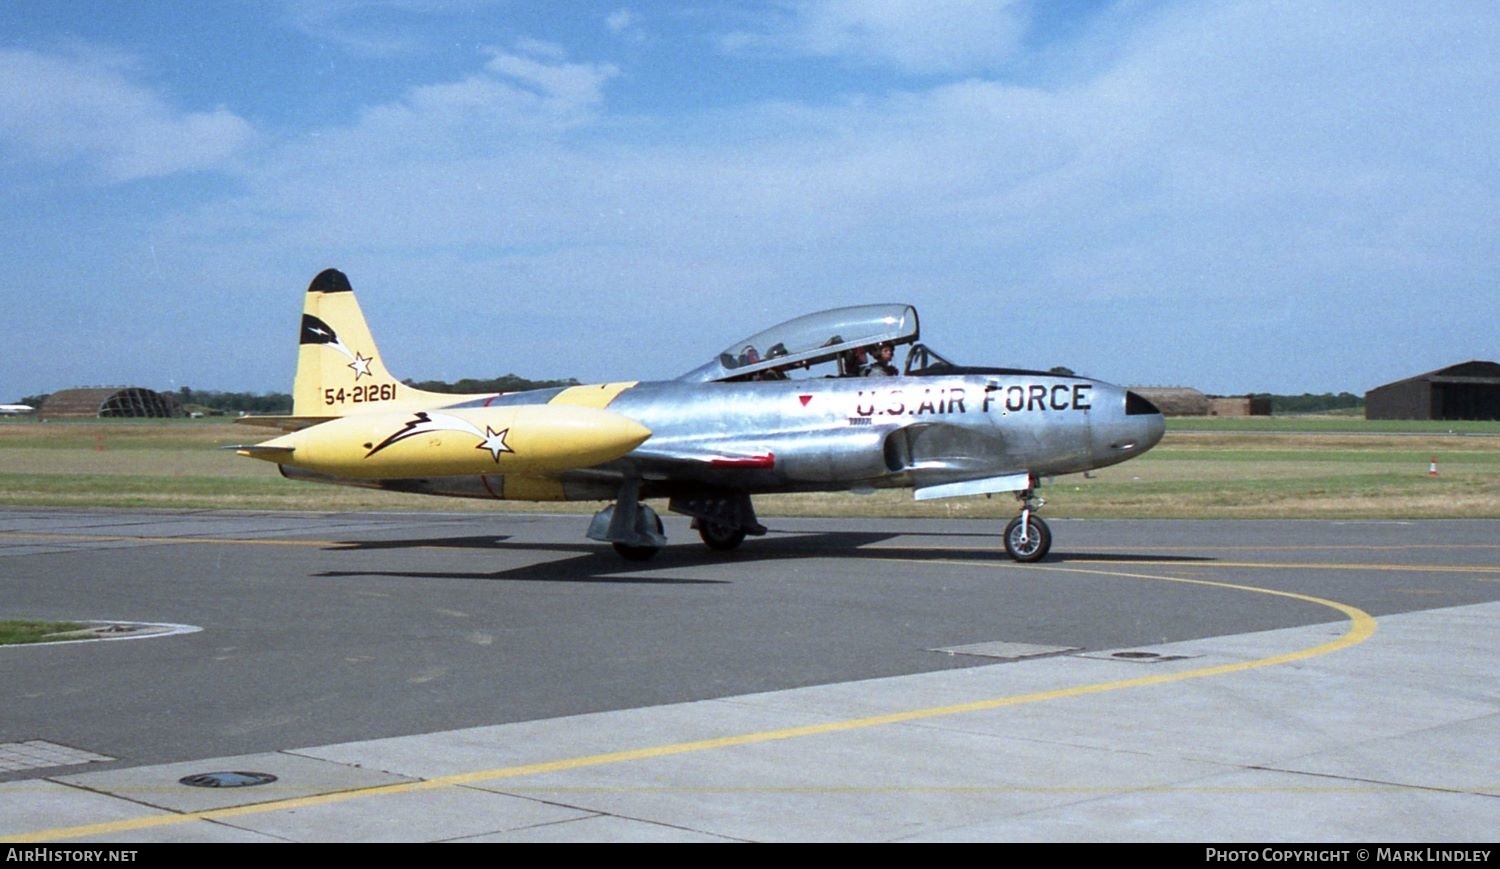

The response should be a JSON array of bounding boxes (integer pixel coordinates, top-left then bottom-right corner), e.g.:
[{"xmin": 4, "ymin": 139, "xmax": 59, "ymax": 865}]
[{"xmin": 348, "ymin": 352, "xmax": 374, "ymax": 379}]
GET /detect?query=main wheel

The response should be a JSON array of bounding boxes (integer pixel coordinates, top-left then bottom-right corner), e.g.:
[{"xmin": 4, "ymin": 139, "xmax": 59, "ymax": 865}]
[
  {"xmin": 612, "ymin": 541, "xmax": 659, "ymax": 561},
  {"xmin": 1003, "ymin": 515, "xmax": 1051, "ymax": 562},
  {"xmin": 611, "ymin": 509, "xmax": 664, "ymax": 561},
  {"xmin": 697, "ymin": 522, "xmax": 746, "ymax": 551}
]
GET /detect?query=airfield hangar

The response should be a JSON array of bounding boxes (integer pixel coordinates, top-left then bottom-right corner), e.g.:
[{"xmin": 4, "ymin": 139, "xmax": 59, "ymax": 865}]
[
  {"xmin": 1128, "ymin": 388, "xmax": 1269, "ymax": 417},
  {"xmin": 1365, "ymin": 361, "xmax": 1500, "ymax": 421},
  {"xmin": 39, "ymin": 388, "xmax": 185, "ymax": 420}
]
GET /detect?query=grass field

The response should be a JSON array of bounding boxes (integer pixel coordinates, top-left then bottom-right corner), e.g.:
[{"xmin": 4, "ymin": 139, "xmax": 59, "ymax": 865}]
[
  {"xmin": 1, "ymin": 417, "xmax": 1497, "ymax": 519},
  {"xmin": 0, "ymin": 620, "xmax": 90, "ymax": 645}
]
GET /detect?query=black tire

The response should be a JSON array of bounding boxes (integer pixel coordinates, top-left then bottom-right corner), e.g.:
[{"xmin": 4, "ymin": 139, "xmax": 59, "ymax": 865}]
[
  {"xmin": 698, "ymin": 522, "xmax": 747, "ymax": 551},
  {"xmin": 612, "ymin": 509, "xmax": 665, "ymax": 561},
  {"xmin": 1003, "ymin": 515, "xmax": 1051, "ymax": 562},
  {"xmin": 612, "ymin": 541, "xmax": 659, "ymax": 561}
]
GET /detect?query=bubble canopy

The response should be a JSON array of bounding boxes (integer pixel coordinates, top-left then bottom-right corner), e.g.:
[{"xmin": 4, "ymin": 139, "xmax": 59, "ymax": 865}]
[{"xmin": 677, "ymin": 304, "xmax": 919, "ymax": 383}]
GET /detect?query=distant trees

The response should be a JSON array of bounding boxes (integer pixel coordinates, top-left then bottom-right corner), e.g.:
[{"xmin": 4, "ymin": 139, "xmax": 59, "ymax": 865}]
[
  {"xmin": 11, "ymin": 382, "xmax": 1368, "ymax": 418},
  {"xmin": 176, "ymin": 387, "xmax": 292, "ymax": 415},
  {"xmin": 402, "ymin": 374, "xmax": 580, "ymax": 394},
  {"xmin": 155, "ymin": 375, "xmax": 583, "ymax": 415}
]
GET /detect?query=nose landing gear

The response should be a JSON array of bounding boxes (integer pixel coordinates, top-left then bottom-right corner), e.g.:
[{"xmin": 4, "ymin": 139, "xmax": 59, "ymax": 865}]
[{"xmin": 1003, "ymin": 487, "xmax": 1050, "ymax": 562}]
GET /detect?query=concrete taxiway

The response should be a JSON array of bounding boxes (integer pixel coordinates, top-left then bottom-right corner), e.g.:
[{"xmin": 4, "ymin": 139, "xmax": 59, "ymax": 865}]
[{"xmin": 1, "ymin": 510, "xmax": 1496, "ymax": 841}]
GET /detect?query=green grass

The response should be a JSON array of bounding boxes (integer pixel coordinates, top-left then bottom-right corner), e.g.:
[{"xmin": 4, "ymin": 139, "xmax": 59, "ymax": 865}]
[
  {"xmin": 1144, "ymin": 449, "xmax": 1500, "ymax": 464},
  {"xmin": 1167, "ymin": 416, "xmax": 1500, "ymax": 434},
  {"xmin": 0, "ymin": 620, "xmax": 91, "ymax": 645},
  {"xmin": 3, "ymin": 419, "xmax": 1499, "ymax": 519}
]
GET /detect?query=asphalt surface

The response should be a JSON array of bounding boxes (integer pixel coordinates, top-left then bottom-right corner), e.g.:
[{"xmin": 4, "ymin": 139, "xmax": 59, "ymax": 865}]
[{"xmin": 1, "ymin": 509, "xmax": 1497, "ymax": 841}]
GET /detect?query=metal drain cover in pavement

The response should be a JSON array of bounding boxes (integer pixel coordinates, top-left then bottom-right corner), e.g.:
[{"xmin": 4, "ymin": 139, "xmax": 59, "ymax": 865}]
[
  {"xmin": 179, "ymin": 771, "xmax": 279, "ymax": 788},
  {"xmin": 1075, "ymin": 649, "xmax": 1195, "ymax": 663}
]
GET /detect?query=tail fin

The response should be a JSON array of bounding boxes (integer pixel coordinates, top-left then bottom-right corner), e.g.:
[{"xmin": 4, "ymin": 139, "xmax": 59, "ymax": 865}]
[{"xmin": 292, "ymin": 268, "xmax": 467, "ymax": 418}]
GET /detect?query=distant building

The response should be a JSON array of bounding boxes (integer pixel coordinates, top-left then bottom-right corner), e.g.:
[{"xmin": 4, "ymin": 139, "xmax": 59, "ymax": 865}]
[
  {"xmin": 1366, "ymin": 361, "xmax": 1500, "ymax": 421},
  {"xmin": 39, "ymin": 388, "xmax": 185, "ymax": 419},
  {"xmin": 1127, "ymin": 388, "xmax": 1269, "ymax": 418},
  {"xmin": 1208, "ymin": 395, "xmax": 1272, "ymax": 417}
]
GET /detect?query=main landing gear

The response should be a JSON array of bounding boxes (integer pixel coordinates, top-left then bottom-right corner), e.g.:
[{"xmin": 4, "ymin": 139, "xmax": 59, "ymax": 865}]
[
  {"xmin": 1002, "ymin": 487, "xmax": 1051, "ymax": 563},
  {"xmin": 589, "ymin": 483, "xmax": 767, "ymax": 560},
  {"xmin": 695, "ymin": 521, "xmax": 747, "ymax": 551},
  {"xmin": 612, "ymin": 508, "xmax": 665, "ymax": 561},
  {"xmin": 678, "ymin": 489, "xmax": 765, "ymax": 553},
  {"xmin": 587, "ymin": 478, "xmax": 667, "ymax": 561}
]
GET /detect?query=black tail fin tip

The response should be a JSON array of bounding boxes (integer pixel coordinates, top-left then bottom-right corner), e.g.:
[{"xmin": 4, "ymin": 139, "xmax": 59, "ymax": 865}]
[{"xmin": 308, "ymin": 268, "xmax": 353, "ymax": 294}]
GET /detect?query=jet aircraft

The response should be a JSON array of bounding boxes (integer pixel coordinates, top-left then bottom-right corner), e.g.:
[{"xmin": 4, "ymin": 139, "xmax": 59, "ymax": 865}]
[{"xmin": 236, "ymin": 269, "xmax": 1165, "ymax": 561}]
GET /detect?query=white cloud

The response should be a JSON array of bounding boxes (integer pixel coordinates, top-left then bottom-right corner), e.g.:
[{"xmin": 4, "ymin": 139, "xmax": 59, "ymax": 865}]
[
  {"xmin": 158, "ymin": 45, "xmax": 627, "ymax": 271},
  {"xmin": 248, "ymin": 42, "xmax": 622, "ymax": 175},
  {"xmin": 606, "ymin": 8, "xmax": 648, "ymax": 44},
  {"xmin": 724, "ymin": 0, "xmax": 1030, "ymax": 73},
  {"xmin": 511, "ymin": 36, "xmax": 569, "ymax": 62},
  {"xmin": 483, "ymin": 45, "xmax": 620, "ymax": 114},
  {"xmin": 275, "ymin": 0, "xmax": 444, "ymax": 57},
  {"xmin": 0, "ymin": 48, "xmax": 254, "ymax": 182},
  {"xmin": 124, "ymin": 2, "xmax": 1500, "ymax": 391}
]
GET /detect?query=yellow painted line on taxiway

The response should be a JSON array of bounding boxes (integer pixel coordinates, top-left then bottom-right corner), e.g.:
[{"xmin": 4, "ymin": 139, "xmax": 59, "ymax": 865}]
[
  {"xmin": 9, "ymin": 562, "xmax": 1376, "ymax": 843},
  {"xmin": 1055, "ymin": 559, "xmax": 1500, "ymax": 575},
  {"xmin": 860, "ymin": 543, "xmax": 1500, "ymax": 575},
  {"xmin": 7, "ymin": 528, "xmax": 1500, "ymax": 568}
]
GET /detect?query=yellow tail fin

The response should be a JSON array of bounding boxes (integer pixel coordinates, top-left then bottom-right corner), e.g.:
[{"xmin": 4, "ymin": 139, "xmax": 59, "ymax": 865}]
[{"xmin": 293, "ymin": 269, "xmax": 472, "ymax": 418}]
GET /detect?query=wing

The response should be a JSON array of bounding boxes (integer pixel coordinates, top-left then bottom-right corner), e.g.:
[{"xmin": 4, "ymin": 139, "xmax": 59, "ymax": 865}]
[
  {"xmin": 887, "ymin": 422, "xmax": 1035, "ymax": 499},
  {"xmin": 622, "ymin": 420, "xmax": 1036, "ymax": 498}
]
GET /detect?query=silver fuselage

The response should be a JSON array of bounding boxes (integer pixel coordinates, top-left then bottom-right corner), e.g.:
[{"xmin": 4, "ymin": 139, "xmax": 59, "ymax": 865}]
[{"xmin": 283, "ymin": 371, "xmax": 1165, "ymax": 503}]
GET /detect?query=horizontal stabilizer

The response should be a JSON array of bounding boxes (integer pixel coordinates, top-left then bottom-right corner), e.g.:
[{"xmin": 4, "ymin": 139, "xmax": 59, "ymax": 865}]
[
  {"xmin": 234, "ymin": 415, "xmax": 337, "ymax": 432},
  {"xmin": 223, "ymin": 443, "xmax": 296, "ymax": 457}
]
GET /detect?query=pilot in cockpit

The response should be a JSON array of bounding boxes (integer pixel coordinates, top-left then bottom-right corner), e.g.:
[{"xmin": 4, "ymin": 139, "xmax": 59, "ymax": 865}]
[
  {"xmin": 755, "ymin": 344, "xmax": 790, "ymax": 380},
  {"xmin": 865, "ymin": 342, "xmax": 897, "ymax": 377},
  {"xmin": 839, "ymin": 346, "xmax": 869, "ymax": 377}
]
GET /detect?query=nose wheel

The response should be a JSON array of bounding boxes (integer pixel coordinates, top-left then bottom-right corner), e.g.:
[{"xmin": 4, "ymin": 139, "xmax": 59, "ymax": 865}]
[{"xmin": 1003, "ymin": 487, "xmax": 1051, "ymax": 562}]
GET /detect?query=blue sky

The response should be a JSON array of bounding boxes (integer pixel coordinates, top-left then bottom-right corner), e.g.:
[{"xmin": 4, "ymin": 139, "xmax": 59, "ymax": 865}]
[{"xmin": 2, "ymin": 0, "xmax": 1496, "ymax": 402}]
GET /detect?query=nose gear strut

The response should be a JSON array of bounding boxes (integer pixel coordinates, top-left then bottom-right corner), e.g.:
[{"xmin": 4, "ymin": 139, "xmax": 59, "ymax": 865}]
[{"xmin": 1003, "ymin": 482, "xmax": 1050, "ymax": 562}]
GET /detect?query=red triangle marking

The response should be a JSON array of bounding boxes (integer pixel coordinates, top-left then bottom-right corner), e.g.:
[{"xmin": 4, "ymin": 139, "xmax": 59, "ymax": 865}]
[{"xmin": 798, "ymin": 395, "xmax": 813, "ymax": 407}]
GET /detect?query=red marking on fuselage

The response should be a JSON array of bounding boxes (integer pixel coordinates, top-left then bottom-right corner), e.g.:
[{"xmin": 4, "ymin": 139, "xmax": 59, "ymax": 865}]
[
  {"xmin": 798, "ymin": 394, "xmax": 812, "ymax": 407},
  {"xmin": 480, "ymin": 474, "xmax": 502, "ymax": 499},
  {"xmin": 709, "ymin": 453, "xmax": 775, "ymax": 469}
]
